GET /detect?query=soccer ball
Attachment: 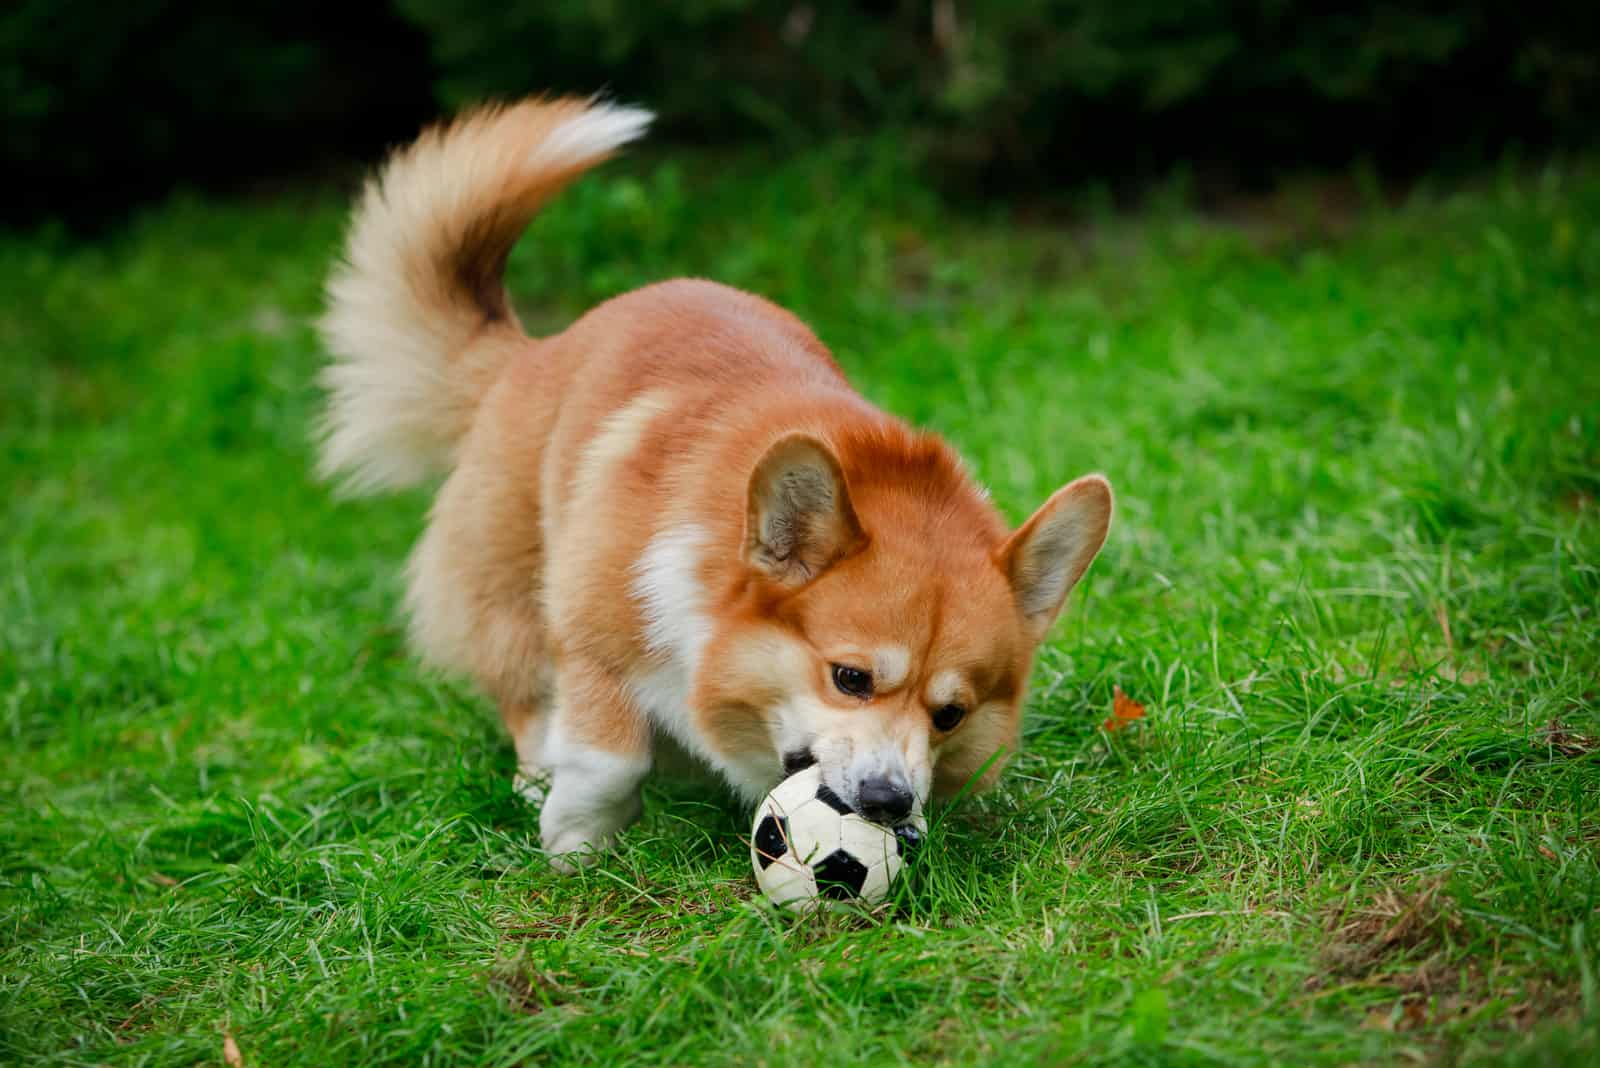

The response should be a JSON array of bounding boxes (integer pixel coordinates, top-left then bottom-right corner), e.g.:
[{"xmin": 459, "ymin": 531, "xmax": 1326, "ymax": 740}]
[{"xmin": 749, "ymin": 765, "xmax": 924, "ymax": 911}]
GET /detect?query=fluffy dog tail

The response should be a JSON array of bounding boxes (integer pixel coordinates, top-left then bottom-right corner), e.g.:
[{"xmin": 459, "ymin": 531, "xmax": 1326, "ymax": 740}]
[{"xmin": 316, "ymin": 97, "xmax": 652, "ymax": 494}]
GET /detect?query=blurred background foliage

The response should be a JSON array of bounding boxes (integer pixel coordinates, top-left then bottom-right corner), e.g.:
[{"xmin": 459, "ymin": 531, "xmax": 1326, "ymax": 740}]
[{"xmin": 6, "ymin": 0, "xmax": 1598, "ymax": 226}]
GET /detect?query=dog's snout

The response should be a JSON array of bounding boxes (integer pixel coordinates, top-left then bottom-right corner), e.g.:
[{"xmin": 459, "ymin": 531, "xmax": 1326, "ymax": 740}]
[{"xmin": 856, "ymin": 777, "xmax": 914, "ymax": 824}]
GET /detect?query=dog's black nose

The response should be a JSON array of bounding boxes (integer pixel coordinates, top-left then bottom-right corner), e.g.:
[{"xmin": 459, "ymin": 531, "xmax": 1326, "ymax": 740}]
[{"xmin": 856, "ymin": 777, "xmax": 914, "ymax": 824}]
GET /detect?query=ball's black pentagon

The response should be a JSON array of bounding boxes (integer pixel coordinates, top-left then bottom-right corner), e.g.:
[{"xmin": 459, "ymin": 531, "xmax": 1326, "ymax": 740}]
[
  {"xmin": 894, "ymin": 823, "xmax": 922, "ymax": 858},
  {"xmin": 753, "ymin": 814, "xmax": 790, "ymax": 870},
  {"xmin": 814, "ymin": 782, "xmax": 854, "ymax": 816},
  {"xmin": 812, "ymin": 848, "xmax": 870, "ymax": 899}
]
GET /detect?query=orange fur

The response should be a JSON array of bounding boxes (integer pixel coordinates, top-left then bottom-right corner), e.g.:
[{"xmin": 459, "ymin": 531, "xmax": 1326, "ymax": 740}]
[{"xmin": 316, "ymin": 97, "xmax": 1113, "ymax": 866}]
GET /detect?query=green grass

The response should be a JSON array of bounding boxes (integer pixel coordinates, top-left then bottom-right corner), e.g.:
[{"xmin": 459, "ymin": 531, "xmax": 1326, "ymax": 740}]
[{"xmin": 3, "ymin": 145, "xmax": 1599, "ymax": 1066}]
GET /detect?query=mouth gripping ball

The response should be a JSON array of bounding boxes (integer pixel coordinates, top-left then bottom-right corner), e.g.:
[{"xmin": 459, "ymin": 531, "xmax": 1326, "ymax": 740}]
[{"xmin": 750, "ymin": 765, "xmax": 923, "ymax": 911}]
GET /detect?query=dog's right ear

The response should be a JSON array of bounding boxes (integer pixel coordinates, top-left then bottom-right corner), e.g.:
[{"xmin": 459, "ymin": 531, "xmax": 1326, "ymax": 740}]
[
  {"xmin": 745, "ymin": 434, "xmax": 863, "ymax": 586},
  {"xmin": 998, "ymin": 474, "xmax": 1113, "ymax": 641}
]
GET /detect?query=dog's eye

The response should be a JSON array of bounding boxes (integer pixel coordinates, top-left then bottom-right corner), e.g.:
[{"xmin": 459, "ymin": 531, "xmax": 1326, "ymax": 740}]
[
  {"xmin": 932, "ymin": 704, "xmax": 966, "ymax": 731},
  {"xmin": 831, "ymin": 664, "xmax": 873, "ymax": 699}
]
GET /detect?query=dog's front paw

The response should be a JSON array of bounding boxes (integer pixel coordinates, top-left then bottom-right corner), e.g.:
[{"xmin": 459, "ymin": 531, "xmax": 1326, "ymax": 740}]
[
  {"xmin": 541, "ymin": 825, "xmax": 611, "ymax": 873},
  {"xmin": 535, "ymin": 742, "xmax": 647, "ymax": 873},
  {"xmin": 512, "ymin": 769, "xmax": 549, "ymax": 807}
]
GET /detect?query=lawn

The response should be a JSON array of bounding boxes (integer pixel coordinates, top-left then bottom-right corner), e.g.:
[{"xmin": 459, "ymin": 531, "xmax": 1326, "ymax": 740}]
[{"xmin": 3, "ymin": 146, "xmax": 1598, "ymax": 1066}]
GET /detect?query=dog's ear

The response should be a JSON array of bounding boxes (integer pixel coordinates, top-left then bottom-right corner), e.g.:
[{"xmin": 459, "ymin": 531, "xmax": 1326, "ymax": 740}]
[
  {"xmin": 745, "ymin": 434, "xmax": 863, "ymax": 585},
  {"xmin": 998, "ymin": 474, "xmax": 1112, "ymax": 638}
]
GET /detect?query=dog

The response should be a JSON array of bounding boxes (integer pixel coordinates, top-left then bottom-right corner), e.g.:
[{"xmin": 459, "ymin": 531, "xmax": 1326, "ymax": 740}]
[{"xmin": 316, "ymin": 97, "xmax": 1112, "ymax": 868}]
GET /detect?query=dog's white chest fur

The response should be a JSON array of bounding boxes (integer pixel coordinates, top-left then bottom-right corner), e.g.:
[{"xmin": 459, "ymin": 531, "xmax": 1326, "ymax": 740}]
[{"xmin": 628, "ymin": 524, "xmax": 776, "ymax": 798}]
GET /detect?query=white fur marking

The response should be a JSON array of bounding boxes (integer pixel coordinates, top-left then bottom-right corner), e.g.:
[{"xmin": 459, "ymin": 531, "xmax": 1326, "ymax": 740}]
[
  {"xmin": 928, "ymin": 669, "xmax": 966, "ymax": 708},
  {"xmin": 530, "ymin": 104, "xmax": 654, "ymax": 171},
  {"xmin": 873, "ymin": 645, "xmax": 911, "ymax": 690},
  {"xmin": 631, "ymin": 526, "xmax": 713, "ymax": 669},
  {"xmin": 539, "ymin": 742, "xmax": 650, "ymax": 870},
  {"xmin": 627, "ymin": 526, "xmax": 719, "ymax": 764},
  {"xmin": 625, "ymin": 663, "xmax": 694, "ymax": 742},
  {"xmin": 571, "ymin": 392, "xmax": 670, "ymax": 507}
]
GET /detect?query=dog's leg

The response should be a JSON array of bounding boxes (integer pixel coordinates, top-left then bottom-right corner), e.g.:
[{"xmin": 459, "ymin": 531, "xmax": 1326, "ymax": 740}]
[
  {"xmin": 538, "ymin": 659, "xmax": 652, "ymax": 871},
  {"xmin": 500, "ymin": 696, "xmax": 552, "ymax": 805}
]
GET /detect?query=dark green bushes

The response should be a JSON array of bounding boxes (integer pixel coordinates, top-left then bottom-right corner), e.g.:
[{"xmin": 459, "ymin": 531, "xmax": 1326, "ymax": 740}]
[
  {"xmin": 4, "ymin": 1, "xmax": 430, "ymax": 225},
  {"xmin": 395, "ymin": 1, "xmax": 1598, "ymax": 177},
  {"xmin": 8, "ymin": 1, "xmax": 1597, "ymax": 223}
]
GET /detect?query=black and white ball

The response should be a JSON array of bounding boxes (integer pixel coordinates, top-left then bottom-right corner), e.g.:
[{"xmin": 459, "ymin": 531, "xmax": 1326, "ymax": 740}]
[{"xmin": 750, "ymin": 765, "xmax": 923, "ymax": 911}]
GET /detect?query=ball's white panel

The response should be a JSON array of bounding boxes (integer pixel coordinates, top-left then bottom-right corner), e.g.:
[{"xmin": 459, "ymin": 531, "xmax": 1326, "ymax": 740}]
[
  {"xmin": 858, "ymin": 857, "xmax": 893, "ymax": 903},
  {"xmin": 786, "ymin": 798, "xmax": 844, "ymax": 864},
  {"xmin": 837, "ymin": 814, "xmax": 895, "ymax": 868},
  {"xmin": 767, "ymin": 765, "xmax": 823, "ymax": 814},
  {"xmin": 756, "ymin": 855, "xmax": 818, "ymax": 911}
]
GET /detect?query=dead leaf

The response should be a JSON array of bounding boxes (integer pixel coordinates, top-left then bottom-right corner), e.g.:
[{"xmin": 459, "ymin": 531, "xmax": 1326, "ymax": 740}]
[
  {"xmin": 1433, "ymin": 603, "xmax": 1454, "ymax": 652},
  {"xmin": 223, "ymin": 1031, "xmax": 243, "ymax": 1067},
  {"xmin": 149, "ymin": 872, "xmax": 178, "ymax": 888},
  {"xmin": 114, "ymin": 995, "xmax": 157, "ymax": 1033},
  {"xmin": 1103, "ymin": 686, "xmax": 1146, "ymax": 733},
  {"xmin": 1539, "ymin": 720, "xmax": 1598, "ymax": 758},
  {"xmin": 492, "ymin": 964, "xmax": 573, "ymax": 1016}
]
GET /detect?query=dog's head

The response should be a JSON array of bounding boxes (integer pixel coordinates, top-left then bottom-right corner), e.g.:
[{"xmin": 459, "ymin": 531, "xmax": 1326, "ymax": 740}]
[{"xmin": 695, "ymin": 429, "xmax": 1111, "ymax": 822}]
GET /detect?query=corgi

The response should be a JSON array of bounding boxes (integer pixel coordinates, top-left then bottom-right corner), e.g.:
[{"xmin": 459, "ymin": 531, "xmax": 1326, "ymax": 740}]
[{"xmin": 316, "ymin": 97, "xmax": 1112, "ymax": 869}]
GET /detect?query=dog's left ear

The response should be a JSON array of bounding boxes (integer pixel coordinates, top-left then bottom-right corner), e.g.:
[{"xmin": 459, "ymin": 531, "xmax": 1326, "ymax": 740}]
[
  {"xmin": 745, "ymin": 433, "xmax": 864, "ymax": 586},
  {"xmin": 998, "ymin": 474, "xmax": 1113, "ymax": 638}
]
